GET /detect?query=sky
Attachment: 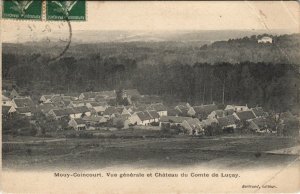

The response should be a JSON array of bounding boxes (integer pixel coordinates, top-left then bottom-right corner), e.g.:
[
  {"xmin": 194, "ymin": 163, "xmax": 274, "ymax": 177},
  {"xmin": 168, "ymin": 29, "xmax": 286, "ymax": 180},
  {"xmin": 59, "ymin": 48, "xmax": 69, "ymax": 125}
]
[{"xmin": 1, "ymin": 1, "xmax": 299, "ymax": 43}]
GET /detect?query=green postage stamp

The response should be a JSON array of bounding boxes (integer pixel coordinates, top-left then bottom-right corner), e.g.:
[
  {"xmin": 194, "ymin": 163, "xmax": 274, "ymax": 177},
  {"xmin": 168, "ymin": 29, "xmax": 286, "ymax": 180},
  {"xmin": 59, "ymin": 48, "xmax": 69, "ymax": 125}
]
[
  {"xmin": 47, "ymin": 0, "xmax": 86, "ymax": 21},
  {"xmin": 2, "ymin": 0, "xmax": 86, "ymax": 21},
  {"xmin": 2, "ymin": 0, "xmax": 43, "ymax": 20}
]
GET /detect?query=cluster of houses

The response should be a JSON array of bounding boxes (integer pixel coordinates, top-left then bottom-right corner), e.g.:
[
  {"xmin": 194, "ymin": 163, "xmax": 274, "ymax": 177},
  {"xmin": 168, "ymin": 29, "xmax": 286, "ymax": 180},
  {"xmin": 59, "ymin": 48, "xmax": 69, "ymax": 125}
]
[{"xmin": 2, "ymin": 88, "xmax": 274, "ymax": 135}]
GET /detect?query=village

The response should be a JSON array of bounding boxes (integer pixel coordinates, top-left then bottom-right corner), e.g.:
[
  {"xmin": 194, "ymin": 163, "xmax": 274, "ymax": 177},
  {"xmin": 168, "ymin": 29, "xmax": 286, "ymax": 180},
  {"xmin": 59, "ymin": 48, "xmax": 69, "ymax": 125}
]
[{"xmin": 2, "ymin": 87, "xmax": 298, "ymax": 138}]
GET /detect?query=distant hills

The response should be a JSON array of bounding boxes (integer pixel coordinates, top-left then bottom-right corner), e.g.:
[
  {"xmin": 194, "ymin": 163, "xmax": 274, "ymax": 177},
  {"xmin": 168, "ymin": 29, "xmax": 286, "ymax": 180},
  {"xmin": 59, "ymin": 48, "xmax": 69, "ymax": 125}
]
[{"xmin": 70, "ymin": 29, "xmax": 291, "ymax": 43}]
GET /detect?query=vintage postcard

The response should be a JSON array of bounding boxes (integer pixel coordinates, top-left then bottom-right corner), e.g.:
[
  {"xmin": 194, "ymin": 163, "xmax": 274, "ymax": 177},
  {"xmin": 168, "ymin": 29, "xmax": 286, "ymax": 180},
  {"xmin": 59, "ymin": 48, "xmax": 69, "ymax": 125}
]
[{"xmin": 1, "ymin": 1, "xmax": 300, "ymax": 193}]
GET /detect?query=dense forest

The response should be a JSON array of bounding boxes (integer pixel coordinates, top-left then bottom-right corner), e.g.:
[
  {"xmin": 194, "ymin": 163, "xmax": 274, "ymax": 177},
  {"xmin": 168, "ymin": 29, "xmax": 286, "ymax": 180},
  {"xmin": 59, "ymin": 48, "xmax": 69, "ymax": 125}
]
[{"xmin": 2, "ymin": 33, "xmax": 300, "ymax": 112}]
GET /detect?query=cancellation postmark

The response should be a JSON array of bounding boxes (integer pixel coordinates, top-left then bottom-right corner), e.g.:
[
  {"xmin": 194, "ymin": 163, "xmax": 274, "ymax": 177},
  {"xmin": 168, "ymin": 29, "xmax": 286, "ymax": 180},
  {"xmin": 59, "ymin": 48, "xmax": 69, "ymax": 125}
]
[
  {"xmin": 2, "ymin": 0, "xmax": 86, "ymax": 21},
  {"xmin": 46, "ymin": 0, "xmax": 86, "ymax": 21},
  {"xmin": 2, "ymin": 0, "xmax": 43, "ymax": 20}
]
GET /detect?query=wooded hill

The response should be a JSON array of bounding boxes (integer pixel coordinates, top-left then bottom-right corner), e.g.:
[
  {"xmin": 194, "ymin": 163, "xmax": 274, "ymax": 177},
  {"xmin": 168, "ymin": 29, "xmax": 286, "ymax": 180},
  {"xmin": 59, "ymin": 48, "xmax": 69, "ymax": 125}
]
[{"xmin": 2, "ymin": 33, "xmax": 300, "ymax": 112}]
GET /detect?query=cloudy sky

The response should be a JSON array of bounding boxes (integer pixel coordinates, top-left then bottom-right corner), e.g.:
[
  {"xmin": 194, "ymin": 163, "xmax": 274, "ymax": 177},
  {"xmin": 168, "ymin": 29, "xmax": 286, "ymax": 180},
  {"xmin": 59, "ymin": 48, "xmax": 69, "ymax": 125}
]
[{"xmin": 2, "ymin": 1, "xmax": 299, "ymax": 42}]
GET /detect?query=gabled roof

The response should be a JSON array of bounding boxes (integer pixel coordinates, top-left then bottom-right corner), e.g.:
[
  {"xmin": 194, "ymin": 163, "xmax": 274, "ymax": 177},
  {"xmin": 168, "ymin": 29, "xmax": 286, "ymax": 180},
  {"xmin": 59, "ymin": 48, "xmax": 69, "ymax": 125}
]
[
  {"xmin": 167, "ymin": 108, "xmax": 181, "ymax": 116},
  {"xmin": 217, "ymin": 115, "xmax": 238, "ymax": 128},
  {"xmin": 16, "ymin": 107, "xmax": 32, "ymax": 114},
  {"xmin": 41, "ymin": 94, "xmax": 58, "ymax": 100},
  {"xmin": 250, "ymin": 117, "xmax": 269, "ymax": 129},
  {"xmin": 136, "ymin": 111, "xmax": 152, "ymax": 121},
  {"xmin": 103, "ymin": 106, "xmax": 118, "ymax": 115},
  {"xmin": 252, "ymin": 107, "xmax": 268, "ymax": 117},
  {"xmin": 193, "ymin": 104, "xmax": 218, "ymax": 115},
  {"xmin": 52, "ymin": 108, "xmax": 75, "ymax": 117},
  {"xmin": 83, "ymin": 116, "xmax": 107, "ymax": 123},
  {"xmin": 160, "ymin": 116, "xmax": 191, "ymax": 123},
  {"xmin": 10, "ymin": 89, "xmax": 19, "ymax": 97},
  {"xmin": 235, "ymin": 110, "xmax": 256, "ymax": 121},
  {"xmin": 116, "ymin": 107, "xmax": 125, "ymax": 114},
  {"xmin": 225, "ymin": 109, "xmax": 235, "ymax": 115},
  {"xmin": 2, "ymin": 106, "xmax": 14, "ymax": 114},
  {"xmin": 89, "ymin": 102, "xmax": 107, "ymax": 107},
  {"xmin": 39, "ymin": 103, "xmax": 55, "ymax": 113},
  {"xmin": 147, "ymin": 110, "xmax": 160, "ymax": 119},
  {"xmin": 72, "ymin": 106, "xmax": 90, "ymax": 114},
  {"xmin": 214, "ymin": 110, "xmax": 225, "ymax": 117},
  {"xmin": 73, "ymin": 118, "xmax": 86, "ymax": 125},
  {"xmin": 13, "ymin": 97, "xmax": 35, "ymax": 107}
]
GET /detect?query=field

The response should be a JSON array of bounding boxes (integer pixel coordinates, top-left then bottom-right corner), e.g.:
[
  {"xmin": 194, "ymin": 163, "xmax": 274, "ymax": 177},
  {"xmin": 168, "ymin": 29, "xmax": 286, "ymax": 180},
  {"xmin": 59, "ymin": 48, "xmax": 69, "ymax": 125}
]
[{"xmin": 2, "ymin": 131, "xmax": 300, "ymax": 170}]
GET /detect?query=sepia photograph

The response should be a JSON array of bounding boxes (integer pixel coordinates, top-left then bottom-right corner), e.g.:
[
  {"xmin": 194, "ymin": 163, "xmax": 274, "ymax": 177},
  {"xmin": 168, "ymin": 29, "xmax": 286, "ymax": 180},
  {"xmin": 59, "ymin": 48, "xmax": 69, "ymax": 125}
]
[{"xmin": 1, "ymin": 1, "xmax": 300, "ymax": 193}]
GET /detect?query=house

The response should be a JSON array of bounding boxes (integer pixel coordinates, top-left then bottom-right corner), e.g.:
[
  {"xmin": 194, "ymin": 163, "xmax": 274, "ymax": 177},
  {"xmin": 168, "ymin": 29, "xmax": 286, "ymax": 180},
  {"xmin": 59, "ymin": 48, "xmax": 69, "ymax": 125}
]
[
  {"xmin": 201, "ymin": 117, "xmax": 218, "ymax": 128},
  {"xmin": 258, "ymin": 36, "xmax": 272, "ymax": 43},
  {"xmin": 193, "ymin": 104, "xmax": 218, "ymax": 120},
  {"xmin": 167, "ymin": 108, "xmax": 181, "ymax": 117},
  {"xmin": 72, "ymin": 106, "xmax": 91, "ymax": 118},
  {"xmin": 147, "ymin": 103, "xmax": 168, "ymax": 116},
  {"xmin": 12, "ymin": 97, "xmax": 35, "ymax": 108},
  {"xmin": 207, "ymin": 109, "xmax": 234, "ymax": 119},
  {"xmin": 175, "ymin": 105, "xmax": 196, "ymax": 117},
  {"xmin": 251, "ymin": 107, "xmax": 268, "ymax": 118},
  {"xmin": 39, "ymin": 94, "xmax": 59, "ymax": 103},
  {"xmin": 2, "ymin": 95, "xmax": 13, "ymax": 107},
  {"xmin": 86, "ymin": 102, "xmax": 108, "ymax": 115},
  {"xmin": 248, "ymin": 117, "xmax": 270, "ymax": 133},
  {"xmin": 68, "ymin": 118, "xmax": 86, "ymax": 130},
  {"xmin": 129, "ymin": 111, "xmax": 153, "ymax": 126},
  {"xmin": 48, "ymin": 108, "xmax": 75, "ymax": 120},
  {"xmin": 217, "ymin": 115, "xmax": 239, "ymax": 130},
  {"xmin": 225, "ymin": 104, "xmax": 249, "ymax": 112},
  {"xmin": 116, "ymin": 107, "xmax": 131, "ymax": 115},
  {"xmin": 39, "ymin": 103, "xmax": 55, "ymax": 116},
  {"xmin": 234, "ymin": 110, "xmax": 256, "ymax": 122},
  {"xmin": 182, "ymin": 118, "xmax": 204, "ymax": 135},
  {"xmin": 147, "ymin": 110, "xmax": 160, "ymax": 122},
  {"xmin": 2, "ymin": 105, "xmax": 16, "ymax": 117},
  {"xmin": 83, "ymin": 115, "xmax": 107, "ymax": 127},
  {"xmin": 16, "ymin": 107, "xmax": 33, "ymax": 117},
  {"xmin": 103, "ymin": 106, "xmax": 117, "ymax": 119}
]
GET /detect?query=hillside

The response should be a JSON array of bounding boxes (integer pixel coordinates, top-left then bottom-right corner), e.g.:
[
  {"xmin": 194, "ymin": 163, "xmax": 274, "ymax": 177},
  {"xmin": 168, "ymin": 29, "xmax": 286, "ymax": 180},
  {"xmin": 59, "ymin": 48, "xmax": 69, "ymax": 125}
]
[{"xmin": 2, "ymin": 33, "xmax": 300, "ymax": 112}]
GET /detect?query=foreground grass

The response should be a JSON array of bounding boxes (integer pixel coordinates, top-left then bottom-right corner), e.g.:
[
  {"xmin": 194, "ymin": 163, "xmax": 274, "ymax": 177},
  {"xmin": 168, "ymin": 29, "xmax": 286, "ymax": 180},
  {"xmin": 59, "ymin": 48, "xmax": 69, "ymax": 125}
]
[{"xmin": 2, "ymin": 133, "xmax": 300, "ymax": 170}]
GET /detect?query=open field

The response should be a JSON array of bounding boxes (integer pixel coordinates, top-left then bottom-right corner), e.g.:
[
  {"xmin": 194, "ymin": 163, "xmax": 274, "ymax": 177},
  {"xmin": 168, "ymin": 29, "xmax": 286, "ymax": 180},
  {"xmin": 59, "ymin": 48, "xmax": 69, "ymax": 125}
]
[{"xmin": 3, "ymin": 134, "xmax": 300, "ymax": 170}]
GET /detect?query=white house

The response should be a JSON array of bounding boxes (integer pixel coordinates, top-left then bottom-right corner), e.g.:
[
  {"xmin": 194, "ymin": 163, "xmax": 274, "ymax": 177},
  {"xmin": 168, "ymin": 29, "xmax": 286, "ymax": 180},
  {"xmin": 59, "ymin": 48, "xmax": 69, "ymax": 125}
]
[
  {"xmin": 258, "ymin": 36, "xmax": 273, "ymax": 44},
  {"xmin": 225, "ymin": 104, "xmax": 249, "ymax": 112},
  {"xmin": 181, "ymin": 118, "xmax": 204, "ymax": 136},
  {"xmin": 129, "ymin": 111, "xmax": 153, "ymax": 126},
  {"xmin": 216, "ymin": 115, "xmax": 239, "ymax": 130},
  {"xmin": 147, "ymin": 103, "xmax": 168, "ymax": 117}
]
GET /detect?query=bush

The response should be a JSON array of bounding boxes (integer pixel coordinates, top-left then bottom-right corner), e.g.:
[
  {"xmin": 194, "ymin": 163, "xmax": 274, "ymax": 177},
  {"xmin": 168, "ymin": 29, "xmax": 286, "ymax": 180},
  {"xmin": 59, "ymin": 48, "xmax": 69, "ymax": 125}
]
[{"xmin": 204, "ymin": 123, "xmax": 222, "ymax": 136}]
